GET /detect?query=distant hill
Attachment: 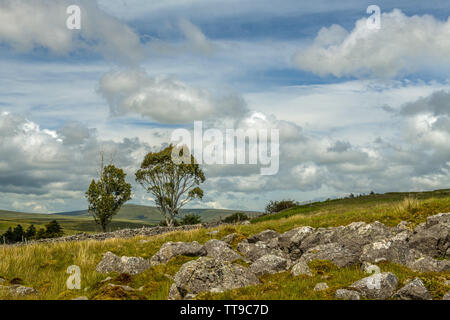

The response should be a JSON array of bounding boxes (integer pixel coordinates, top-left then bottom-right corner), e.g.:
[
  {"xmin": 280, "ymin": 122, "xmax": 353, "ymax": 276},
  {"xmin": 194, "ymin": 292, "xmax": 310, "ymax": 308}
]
[{"xmin": 53, "ymin": 204, "xmax": 261, "ymax": 224}]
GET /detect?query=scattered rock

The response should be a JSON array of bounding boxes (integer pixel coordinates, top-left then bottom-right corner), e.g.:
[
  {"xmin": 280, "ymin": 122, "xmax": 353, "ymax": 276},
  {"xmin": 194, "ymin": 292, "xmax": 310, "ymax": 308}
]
[
  {"xmin": 314, "ymin": 282, "xmax": 329, "ymax": 291},
  {"xmin": 443, "ymin": 292, "xmax": 450, "ymax": 300},
  {"xmin": 96, "ymin": 251, "xmax": 151, "ymax": 275},
  {"xmin": 72, "ymin": 296, "xmax": 89, "ymax": 300},
  {"xmin": 204, "ymin": 239, "xmax": 241, "ymax": 262},
  {"xmin": 168, "ymin": 283, "xmax": 182, "ymax": 300},
  {"xmin": 221, "ymin": 233, "xmax": 237, "ymax": 244},
  {"xmin": 299, "ymin": 243, "xmax": 359, "ymax": 268},
  {"xmin": 393, "ymin": 278, "xmax": 432, "ymax": 300},
  {"xmin": 237, "ymin": 240, "xmax": 286, "ymax": 262},
  {"xmin": 207, "ymin": 230, "xmax": 219, "ymax": 235},
  {"xmin": 150, "ymin": 241, "xmax": 207, "ymax": 265},
  {"xmin": 350, "ymin": 272, "xmax": 398, "ymax": 300},
  {"xmin": 249, "ymin": 254, "xmax": 288, "ymax": 276},
  {"xmin": 360, "ymin": 232, "xmax": 412, "ymax": 265},
  {"xmin": 6, "ymin": 285, "xmax": 39, "ymax": 296},
  {"xmin": 278, "ymin": 226, "xmax": 315, "ymax": 261},
  {"xmin": 361, "ymin": 262, "xmax": 381, "ymax": 275},
  {"xmin": 248, "ymin": 230, "xmax": 280, "ymax": 243},
  {"xmin": 409, "ymin": 213, "xmax": 450, "ymax": 258},
  {"xmin": 139, "ymin": 240, "xmax": 149, "ymax": 244},
  {"xmin": 405, "ymin": 250, "xmax": 450, "ymax": 272},
  {"xmin": 335, "ymin": 289, "xmax": 360, "ymax": 300},
  {"xmin": 291, "ymin": 260, "xmax": 313, "ymax": 277},
  {"xmin": 169, "ymin": 257, "xmax": 260, "ymax": 299}
]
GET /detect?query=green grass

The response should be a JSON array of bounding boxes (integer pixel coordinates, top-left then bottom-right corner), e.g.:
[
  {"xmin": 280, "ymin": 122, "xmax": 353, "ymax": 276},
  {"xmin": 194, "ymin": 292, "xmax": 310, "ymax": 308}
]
[
  {"xmin": 0, "ymin": 205, "xmax": 261, "ymax": 235},
  {"xmin": 0, "ymin": 190, "xmax": 449, "ymax": 300}
]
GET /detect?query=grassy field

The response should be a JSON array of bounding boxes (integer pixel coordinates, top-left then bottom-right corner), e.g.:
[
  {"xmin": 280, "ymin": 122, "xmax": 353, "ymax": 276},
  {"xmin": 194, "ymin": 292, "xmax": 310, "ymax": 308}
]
[
  {"xmin": 0, "ymin": 204, "xmax": 260, "ymax": 235},
  {"xmin": 0, "ymin": 190, "xmax": 449, "ymax": 300}
]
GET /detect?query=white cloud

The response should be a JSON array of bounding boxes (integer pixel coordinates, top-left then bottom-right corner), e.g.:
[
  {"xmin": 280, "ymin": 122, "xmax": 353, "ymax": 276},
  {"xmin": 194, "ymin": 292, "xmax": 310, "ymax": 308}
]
[
  {"xmin": 293, "ymin": 9, "xmax": 450, "ymax": 78},
  {"xmin": 98, "ymin": 68, "xmax": 248, "ymax": 123},
  {"xmin": 0, "ymin": 0, "xmax": 144, "ymax": 65}
]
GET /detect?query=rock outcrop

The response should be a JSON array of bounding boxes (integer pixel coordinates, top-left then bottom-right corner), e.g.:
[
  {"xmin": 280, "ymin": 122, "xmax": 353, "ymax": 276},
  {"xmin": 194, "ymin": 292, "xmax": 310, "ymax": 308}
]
[
  {"xmin": 150, "ymin": 241, "xmax": 207, "ymax": 265},
  {"xmin": 96, "ymin": 251, "xmax": 151, "ymax": 275},
  {"xmin": 249, "ymin": 254, "xmax": 288, "ymax": 276},
  {"xmin": 393, "ymin": 278, "xmax": 432, "ymax": 300},
  {"xmin": 350, "ymin": 272, "xmax": 398, "ymax": 300},
  {"xmin": 168, "ymin": 257, "xmax": 260, "ymax": 300}
]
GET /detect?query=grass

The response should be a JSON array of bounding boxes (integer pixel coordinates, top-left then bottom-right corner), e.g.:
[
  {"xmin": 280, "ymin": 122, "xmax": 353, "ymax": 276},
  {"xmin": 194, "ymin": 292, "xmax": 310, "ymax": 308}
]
[{"xmin": 0, "ymin": 190, "xmax": 449, "ymax": 300}]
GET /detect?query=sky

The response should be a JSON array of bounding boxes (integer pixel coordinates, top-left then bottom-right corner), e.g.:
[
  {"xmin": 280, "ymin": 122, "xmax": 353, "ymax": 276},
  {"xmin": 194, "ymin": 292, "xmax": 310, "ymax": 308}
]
[{"xmin": 1, "ymin": 0, "xmax": 450, "ymax": 213}]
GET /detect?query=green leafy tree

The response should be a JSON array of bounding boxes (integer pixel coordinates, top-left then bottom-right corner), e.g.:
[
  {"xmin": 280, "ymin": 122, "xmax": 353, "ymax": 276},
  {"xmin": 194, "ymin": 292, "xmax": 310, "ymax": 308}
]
[
  {"xmin": 25, "ymin": 224, "xmax": 36, "ymax": 239},
  {"xmin": 44, "ymin": 220, "xmax": 64, "ymax": 238},
  {"xmin": 136, "ymin": 145, "xmax": 205, "ymax": 227},
  {"xmin": 265, "ymin": 199, "xmax": 297, "ymax": 214},
  {"xmin": 12, "ymin": 224, "xmax": 25, "ymax": 242},
  {"xmin": 223, "ymin": 212, "xmax": 249, "ymax": 223},
  {"xmin": 86, "ymin": 162, "xmax": 132, "ymax": 232},
  {"xmin": 180, "ymin": 214, "xmax": 202, "ymax": 225},
  {"xmin": 2, "ymin": 227, "xmax": 14, "ymax": 244}
]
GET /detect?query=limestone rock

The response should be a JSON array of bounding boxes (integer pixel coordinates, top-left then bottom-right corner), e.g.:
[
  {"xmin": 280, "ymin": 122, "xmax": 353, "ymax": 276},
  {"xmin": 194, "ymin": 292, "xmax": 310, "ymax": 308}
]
[
  {"xmin": 249, "ymin": 254, "xmax": 288, "ymax": 276},
  {"xmin": 221, "ymin": 233, "xmax": 237, "ymax": 244},
  {"xmin": 393, "ymin": 278, "xmax": 432, "ymax": 300},
  {"xmin": 299, "ymin": 243, "xmax": 359, "ymax": 268},
  {"xmin": 169, "ymin": 257, "xmax": 260, "ymax": 299},
  {"xmin": 150, "ymin": 241, "xmax": 207, "ymax": 265},
  {"xmin": 291, "ymin": 260, "xmax": 312, "ymax": 277},
  {"xmin": 204, "ymin": 239, "xmax": 241, "ymax": 262},
  {"xmin": 278, "ymin": 226, "xmax": 315, "ymax": 261},
  {"xmin": 350, "ymin": 272, "xmax": 398, "ymax": 300},
  {"xmin": 409, "ymin": 213, "xmax": 450, "ymax": 258},
  {"xmin": 96, "ymin": 251, "xmax": 151, "ymax": 275},
  {"xmin": 247, "ymin": 230, "xmax": 279, "ymax": 243},
  {"xmin": 335, "ymin": 289, "xmax": 360, "ymax": 300},
  {"xmin": 314, "ymin": 282, "xmax": 329, "ymax": 291}
]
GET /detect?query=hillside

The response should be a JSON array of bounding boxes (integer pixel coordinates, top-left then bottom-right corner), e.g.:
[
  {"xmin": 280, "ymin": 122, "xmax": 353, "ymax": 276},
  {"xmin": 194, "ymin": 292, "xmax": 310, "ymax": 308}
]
[
  {"xmin": 0, "ymin": 189, "xmax": 449, "ymax": 300},
  {"xmin": 0, "ymin": 205, "xmax": 260, "ymax": 235}
]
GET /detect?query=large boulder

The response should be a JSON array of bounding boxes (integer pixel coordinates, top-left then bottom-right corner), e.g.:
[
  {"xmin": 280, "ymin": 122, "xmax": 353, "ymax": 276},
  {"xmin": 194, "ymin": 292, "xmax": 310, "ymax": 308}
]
[
  {"xmin": 393, "ymin": 278, "xmax": 432, "ymax": 300},
  {"xmin": 350, "ymin": 272, "xmax": 398, "ymax": 300},
  {"xmin": 150, "ymin": 241, "xmax": 207, "ymax": 265},
  {"xmin": 360, "ymin": 232, "xmax": 412, "ymax": 265},
  {"xmin": 247, "ymin": 230, "xmax": 280, "ymax": 243},
  {"xmin": 409, "ymin": 213, "xmax": 449, "ymax": 258},
  {"xmin": 330, "ymin": 221, "xmax": 392, "ymax": 255},
  {"xmin": 249, "ymin": 254, "xmax": 288, "ymax": 276},
  {"xmin": 96, "ymin": 251, "xmax": 151, "ymax": 275},
  {"xmin": 277, "ymin": 226, "xmax": 315, "ymax": 261},
  {"xmin": 404, "ymin": 250, "xmax": 450, "ymax": 272},
  {"xmin": 298, "ymin": 243, "xmax": 360, "ymax": 268},
  {"xmin": 237, "ymin": 239, "xmax": 286, "ymax": 262},
  {"xmin": 204, "ymin": 239, "xmax": 241, "ymax": 262},
  {"xmin": 168, "ymin": 257, "xmax": 260, "ymax": 299}
]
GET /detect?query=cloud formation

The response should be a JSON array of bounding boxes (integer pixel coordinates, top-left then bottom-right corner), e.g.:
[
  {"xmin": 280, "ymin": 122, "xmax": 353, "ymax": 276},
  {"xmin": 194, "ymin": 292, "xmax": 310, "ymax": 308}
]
[
  {"xmin": 0, "ymin": 0, "xmax": 144, "ymax": 65},
  {"xmin": 293, "ymin": 9, "xmax": 450, "ymax": 78},
  {"xmin": 98, "ymin": 69, "xmax": 248, "ymax": 123}
]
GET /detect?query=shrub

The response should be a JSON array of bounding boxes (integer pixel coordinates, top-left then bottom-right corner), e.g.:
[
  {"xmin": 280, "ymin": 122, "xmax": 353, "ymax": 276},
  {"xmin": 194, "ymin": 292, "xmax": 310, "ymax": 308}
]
[
  {"xmin": 265, "ymin": 200, "xmax": 297, "ymax": 214},
  {"xmin": 180, "ymin": 214, "xmax": 202, "ymax": 225},
  {"xmin": 223, "ymin": 212, "xmax": 249, "ymax": 223}
]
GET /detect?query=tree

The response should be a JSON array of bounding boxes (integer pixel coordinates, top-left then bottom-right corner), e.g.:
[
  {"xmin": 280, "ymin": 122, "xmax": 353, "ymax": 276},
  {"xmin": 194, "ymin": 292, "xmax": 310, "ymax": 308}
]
[
  {"xmin": 223, "ymin": 212, "xmax": 249, "ymax": 223},
  {"xmin": 44, "ymin": 220, "xmax": 64, "ymax": 238},
  {"xmin": 3, "ymin": 227, "xmax": 14, "ymax": 244},
  {"xmin": 265, "ymin": 200, "xmax": 297, "ymax": 214},
  {"xmin": 136, "ymin": 145, "xmax": 205, "ymax": 227},
  {"xmin": 25, "ymin": 224, "xmax": 36, "ymax": 239},
  {"xmin": 180, "ymin": 214, "xmax": 202, "ymax": 225},
  {"xmin": 86, "ymin": 162, "xmax": 132, "ymax": 232},
  {"xmin": 12, "ymin": 224, "xmax": 25, "ymax": 242}
]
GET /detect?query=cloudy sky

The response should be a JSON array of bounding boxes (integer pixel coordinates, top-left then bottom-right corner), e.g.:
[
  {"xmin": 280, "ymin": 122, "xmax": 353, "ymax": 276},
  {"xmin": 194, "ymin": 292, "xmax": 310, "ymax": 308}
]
[{"xmin": 1, "ymin": 0, "xmax": 450, "ymax": 213}]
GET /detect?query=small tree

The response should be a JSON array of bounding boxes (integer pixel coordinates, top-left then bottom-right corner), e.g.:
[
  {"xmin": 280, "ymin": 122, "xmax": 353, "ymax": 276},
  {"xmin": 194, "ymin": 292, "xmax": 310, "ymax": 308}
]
[
  {"xmin": 136, "ymin": 145, "xmax": 205, "ymax": 227},
  {"xmin": 180, "ymin": 214, "xmax": 202, "ymax": 225},
  {"xmin": 86, "ymin": 161, "xmax": 132, "ymax": 232},
  {"xmin": 44, "ymin": 220, "xmax": 64, "ymax": 238},
  {"xmin": 265, "ymin": 200, "xmax": 297, "ymax": 214},
  {"xmin": 25, "ymin": 224, "xmax": 36, "ymax": 239},
  {"xmin": 223, "ymin": 212, "xmax": 249, "ymax": 223}
]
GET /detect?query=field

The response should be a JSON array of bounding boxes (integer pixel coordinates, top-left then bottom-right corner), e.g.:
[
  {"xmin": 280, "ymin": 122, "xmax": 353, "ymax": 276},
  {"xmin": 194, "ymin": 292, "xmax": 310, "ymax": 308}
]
[
  {"xmin": 0, "ymin": 204, "xmax": 260, "ymax": 235},
  {"xmin": 0, "ymin": 189, "xmax": 449, "ymax": 300}
]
